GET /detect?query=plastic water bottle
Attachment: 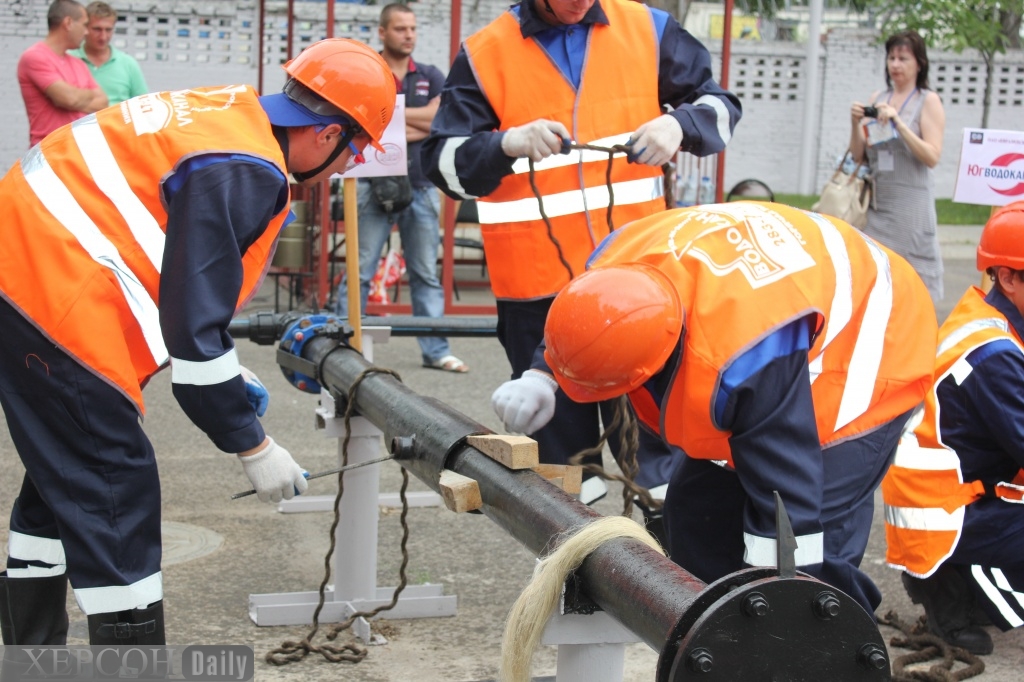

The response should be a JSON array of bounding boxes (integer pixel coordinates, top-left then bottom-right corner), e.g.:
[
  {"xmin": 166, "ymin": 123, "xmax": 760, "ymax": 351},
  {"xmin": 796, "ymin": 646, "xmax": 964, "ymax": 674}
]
[
  {"xmin": 698, "ymin": 176, "xmax": 714, "ymax": 204},
  {"xmin": 679, "ymin": 174, "xmax": 698, "ymax": 206}
]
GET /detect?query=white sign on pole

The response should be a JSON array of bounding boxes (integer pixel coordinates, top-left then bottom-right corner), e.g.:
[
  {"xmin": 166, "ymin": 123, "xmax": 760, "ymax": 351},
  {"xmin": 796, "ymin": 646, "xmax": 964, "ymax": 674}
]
[
  {"xmin": 335, "ymin": 94, "xmax": 408, "ymax": 179},
  {"xmin": 952, "ymin": 128, "xmax": 1024, "ymax": 206}
]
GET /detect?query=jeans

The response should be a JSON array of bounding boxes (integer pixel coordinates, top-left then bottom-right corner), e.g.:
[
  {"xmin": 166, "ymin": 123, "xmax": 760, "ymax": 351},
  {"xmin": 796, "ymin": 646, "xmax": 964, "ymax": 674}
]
[{"xmin": 336, "ymin": 181, "xmax": 450, "ymax": 364}]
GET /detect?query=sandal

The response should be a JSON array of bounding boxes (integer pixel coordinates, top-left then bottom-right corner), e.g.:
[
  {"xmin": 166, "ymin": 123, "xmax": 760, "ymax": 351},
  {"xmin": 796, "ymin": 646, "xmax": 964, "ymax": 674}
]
[{"xmin": 424, "ymin": 355, "xmax": 470, "ymax": 373}]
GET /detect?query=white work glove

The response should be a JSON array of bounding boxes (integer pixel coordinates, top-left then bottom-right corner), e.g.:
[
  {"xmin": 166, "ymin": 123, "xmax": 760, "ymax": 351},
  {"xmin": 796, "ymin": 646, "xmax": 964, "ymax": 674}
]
[
  {"xmin": 491, "ymin": 370, "xmax": 558, "ymax": 435},
  {"xmin": 237, "ymin": 437, "xmax": 309, "ymax": 503},
  {"xmin": 240, "ymin": 366, "xmax": 269, "ymax": 417},
  {"xmin": 628, "ymin": 114, "xmax": 684, "ymax": 167},
  {"xmin": 501, "ymin": 119, "xmax": 571, "ymax": 162}
]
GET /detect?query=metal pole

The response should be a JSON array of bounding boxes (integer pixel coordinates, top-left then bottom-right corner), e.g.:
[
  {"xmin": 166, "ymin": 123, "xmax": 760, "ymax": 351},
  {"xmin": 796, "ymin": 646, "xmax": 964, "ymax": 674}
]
[
  {"xmin": 228, "ymin": 312, "xmax": 497, "ymax": 340},
  {"xmin": 715, "ymin": 0, "xmax": 734, "ymax": 203},
  {"xmin": 797, "ymin": 0, "xmax": 825, "ymax": 194}
]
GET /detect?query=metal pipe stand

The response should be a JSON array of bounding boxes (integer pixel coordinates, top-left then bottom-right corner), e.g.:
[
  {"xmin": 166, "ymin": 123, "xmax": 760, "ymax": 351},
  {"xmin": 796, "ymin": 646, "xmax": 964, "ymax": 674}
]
[{"xmin": 247, "ymin": 329, "xmax": 457, "ymax": 641}]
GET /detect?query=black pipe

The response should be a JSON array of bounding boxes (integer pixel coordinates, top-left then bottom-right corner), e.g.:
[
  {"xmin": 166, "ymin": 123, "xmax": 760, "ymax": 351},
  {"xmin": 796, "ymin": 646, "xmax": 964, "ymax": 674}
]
[
  {"xmin": 294, "ymin": 336, "xmax": 891, "ymax": 681},
  {"xmin": 306, "ymin": 335, "xmax": 707, "ymax": 652},
  {"xmin": 228, "ymin": 311, "xmax": 496, "ymax": 342}
]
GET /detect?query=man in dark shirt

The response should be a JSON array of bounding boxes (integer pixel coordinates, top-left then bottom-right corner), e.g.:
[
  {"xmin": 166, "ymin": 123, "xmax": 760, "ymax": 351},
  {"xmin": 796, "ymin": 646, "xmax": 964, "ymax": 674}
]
[{"xmin": 337, "ymin": 3, "xmax": 468, "ymax": 373}]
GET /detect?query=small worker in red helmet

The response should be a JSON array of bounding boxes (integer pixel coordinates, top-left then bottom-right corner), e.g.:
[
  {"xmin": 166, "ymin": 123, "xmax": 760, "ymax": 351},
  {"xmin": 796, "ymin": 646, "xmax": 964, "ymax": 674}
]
[
  {"xmin": 0, "ymin": 38, "xmax": 395, "ymax": 646},
  {"xmin": 492, "ymin": 201, "xmax": 937, "ymax": 617},
  {"xmin": 881, "ymin": 201, "xmax": 1024, "ymax": 656}
]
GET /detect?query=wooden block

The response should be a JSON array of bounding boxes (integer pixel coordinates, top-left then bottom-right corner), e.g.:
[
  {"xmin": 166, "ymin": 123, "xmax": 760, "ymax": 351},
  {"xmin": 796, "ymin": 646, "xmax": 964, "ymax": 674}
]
[
  {"xmin": 531, "ymin": 464, "xmax": 583, "ymax": 495},
  {"xmin": 466, "ymin": 434, "xmax": 539, "ymax": 470},
  {"xmin": 439, "ymin": 469, "xmax": 482, "ymax": 513}
]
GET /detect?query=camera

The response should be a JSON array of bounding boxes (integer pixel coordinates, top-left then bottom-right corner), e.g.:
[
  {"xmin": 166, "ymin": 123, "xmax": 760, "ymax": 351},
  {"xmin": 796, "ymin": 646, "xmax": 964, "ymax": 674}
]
[{"xmin": 862, "ymin": 105, "xmax": 879, "ymax": 118}]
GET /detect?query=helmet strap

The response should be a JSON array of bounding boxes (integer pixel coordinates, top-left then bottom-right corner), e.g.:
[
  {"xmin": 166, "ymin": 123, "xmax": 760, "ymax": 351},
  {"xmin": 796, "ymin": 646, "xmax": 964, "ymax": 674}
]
[{"xmin": 291, "ymin": 126, "xmax": 358, "ymax": 183}]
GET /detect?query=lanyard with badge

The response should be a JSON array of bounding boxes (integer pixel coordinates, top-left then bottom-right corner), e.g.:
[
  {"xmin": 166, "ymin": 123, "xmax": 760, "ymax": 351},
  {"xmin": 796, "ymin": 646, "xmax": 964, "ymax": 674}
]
[
  {"xmin": 864, "ymin": 89, "xmax": 916, "ymax": 172},
  {"xmin": 860, "ymin": 88, "xmax": 917, "ymax": 161}
]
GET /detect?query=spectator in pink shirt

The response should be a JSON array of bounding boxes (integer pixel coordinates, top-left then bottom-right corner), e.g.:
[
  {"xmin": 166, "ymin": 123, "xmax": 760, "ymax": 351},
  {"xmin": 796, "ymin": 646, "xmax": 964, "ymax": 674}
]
[{"xmin": 17, "ymin": 0, "xmax": 108, "ymax": 147}]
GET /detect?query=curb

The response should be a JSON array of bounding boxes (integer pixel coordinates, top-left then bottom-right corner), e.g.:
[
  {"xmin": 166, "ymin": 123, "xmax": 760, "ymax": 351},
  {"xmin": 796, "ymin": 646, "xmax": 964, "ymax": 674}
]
[{"xmin": 938, "ymin": 224, "xmax": 982, "ymax": 260}]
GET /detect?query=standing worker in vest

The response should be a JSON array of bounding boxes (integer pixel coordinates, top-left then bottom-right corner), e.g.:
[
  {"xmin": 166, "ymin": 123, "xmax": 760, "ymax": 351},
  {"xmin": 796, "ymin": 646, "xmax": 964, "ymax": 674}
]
[
  {"xmin": 336, "ymin": 3, "xmax": 468, "ymax": 374},
  {"xmin": 0, "ymin": 39, "xmax": 396, "ymax": 646},
  {"xmin": 70, "ymin": 2, "xmax": 149, "ymax": 106},
  {"xmin": 882, "ymin": 202, "xmax": 1024, "ymax": 655},
  {"xmin": 503, "ymin": 202, "xmax": 936, "ymax": 616},
  {"xmin": 423, "ymin": 0, "xmax": 741, "ymax": 505}
]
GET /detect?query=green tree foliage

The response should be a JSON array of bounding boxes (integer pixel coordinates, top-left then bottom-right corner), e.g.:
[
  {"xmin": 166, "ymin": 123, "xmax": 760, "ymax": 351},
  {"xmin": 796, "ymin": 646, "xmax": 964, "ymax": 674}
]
[{"xmin": 873, "ymin": 0, "xmax": 1022, "ymax": 126}]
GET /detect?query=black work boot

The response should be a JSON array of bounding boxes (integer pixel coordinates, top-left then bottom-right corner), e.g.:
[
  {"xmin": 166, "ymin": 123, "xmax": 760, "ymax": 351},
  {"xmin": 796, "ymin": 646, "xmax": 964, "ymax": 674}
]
[
  {"xmin": 87, "ymin": 601, "xmax": 165, "ymax": 645},
  {"xmin": 902, "ymin": 567, "xmax": 994, "ymax": 655},
  {"xmin": 0, "ymin": 570, "xmax": 70, "ymax": 644}
]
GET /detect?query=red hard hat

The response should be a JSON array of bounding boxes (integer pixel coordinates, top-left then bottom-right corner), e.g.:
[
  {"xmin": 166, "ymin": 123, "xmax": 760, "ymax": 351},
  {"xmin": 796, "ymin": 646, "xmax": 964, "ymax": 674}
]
[
  {"xmin": 544, "ymin": 263, "xmax": 684, "ymax": 403},
  {"xmin": 977, "ymin": 201, "xmax": 1024, "ymax": 271},
  {"xmin": 284, "ymin": 39, "xmax": 396, "ymax": 152},
  {"xmin": 974, "ymin": 200, "xmax": 1024, "ymax": 270}
]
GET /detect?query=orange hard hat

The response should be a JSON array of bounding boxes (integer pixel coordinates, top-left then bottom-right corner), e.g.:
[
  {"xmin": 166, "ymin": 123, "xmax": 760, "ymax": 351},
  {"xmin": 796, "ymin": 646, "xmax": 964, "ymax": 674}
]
[
  {"xmin": 977, "ymin": 201, "xmax": 1024, "ymax": 271},
  {"xmin": 284, "ymin": 38, "xmax": 396, "ymax": 152},
  {"xmin": 544, "ymin": 263, "xmax": 684, "ymax": 403}
]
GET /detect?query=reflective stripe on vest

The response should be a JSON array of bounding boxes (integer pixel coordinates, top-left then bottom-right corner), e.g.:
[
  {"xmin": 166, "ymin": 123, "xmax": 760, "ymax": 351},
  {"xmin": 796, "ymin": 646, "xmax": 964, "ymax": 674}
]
[
  {"xmin": 465, "ymin": 0, "xmax": 664, "ymax": 299},
  {"xmin": 605, "ymin": 203, "xmax": 934, "ymax": 464},
  {"xmin": 882, "ymin": 289, "xmax": 1024, "ymax": 577},
  {"xmin": 22, "ymin": 142, "xmax": 168, "ymax": 367},
  {"xmin": 0, "ymin": 86, "xmax": 289, "ymax": 413},
  {"xmin": 476, "ymin": 174, "xmax": 664, "ymax": 224}
]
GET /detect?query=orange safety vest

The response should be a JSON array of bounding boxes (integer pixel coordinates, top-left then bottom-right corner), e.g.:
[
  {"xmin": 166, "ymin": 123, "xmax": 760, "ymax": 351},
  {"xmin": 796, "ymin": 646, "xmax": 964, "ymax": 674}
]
[
  {"xmin": 465, "ymin": 0, "xmax": 665, "ymax": 300},
  {"xmin": 882, "ymin": 286, "xmax": 1024, "ymax": 578},
  {"xmin": 0, "ymin": 85, "xmax": 289, "ymax": 413},
  {"xmin": 596, "ymin": 202, "xmax": 936, "ymax": 464}
]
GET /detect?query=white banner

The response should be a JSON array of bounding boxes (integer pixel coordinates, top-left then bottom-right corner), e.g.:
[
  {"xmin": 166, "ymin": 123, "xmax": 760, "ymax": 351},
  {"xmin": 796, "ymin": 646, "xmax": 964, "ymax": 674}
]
[
  {"xmin": 952, "ymin": 128, "xmax": 1024, "ymax": 206},
  {"xmin": 335, "ymin": 94, "xmax": 408, "ymax": 179}
]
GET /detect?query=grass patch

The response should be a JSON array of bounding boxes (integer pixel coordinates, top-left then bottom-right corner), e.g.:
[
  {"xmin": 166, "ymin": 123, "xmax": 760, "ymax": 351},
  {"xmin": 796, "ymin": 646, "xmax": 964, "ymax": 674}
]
[{"xmin": 768, "ymin": 194, "xmax": 991, "ymax": 225}]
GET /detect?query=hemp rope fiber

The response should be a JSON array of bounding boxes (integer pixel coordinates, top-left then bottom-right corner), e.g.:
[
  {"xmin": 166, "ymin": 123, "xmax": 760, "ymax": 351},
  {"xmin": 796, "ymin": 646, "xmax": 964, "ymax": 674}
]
[
  {"xmin": 499, "ymin": 515, "xmax": 666, "ymax": 682},
  {"xmin": 878, "ymin": 610, "xmax": 985, "ymax": 681}
]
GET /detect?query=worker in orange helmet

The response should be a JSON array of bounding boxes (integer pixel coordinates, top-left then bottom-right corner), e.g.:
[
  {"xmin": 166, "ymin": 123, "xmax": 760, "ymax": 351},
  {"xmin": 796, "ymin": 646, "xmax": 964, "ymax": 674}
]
[
  {"xmin": 881, "ymin": 201, "xmax": 1024, "ymax": 655},
  {"xmin": 0, "ymin": 39, "xmax": 395, "ymax": 646},
  {"xmin": 492, "ymin": 201, "xmax": 937, "ymax": 617}
]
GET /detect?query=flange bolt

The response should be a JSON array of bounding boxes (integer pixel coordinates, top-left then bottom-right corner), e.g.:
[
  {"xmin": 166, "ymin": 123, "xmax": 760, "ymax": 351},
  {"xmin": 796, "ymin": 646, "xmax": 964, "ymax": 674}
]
[
  {"xmin": 687, "ymin": 648, "xmax": 713, "ymax": 674},
  {"xmin": 858, "ymin": 643, "xmax": 888, "ymax": 670},
  {"xmin": 813, "ymin": 591, "xmax": 841, "ymax": 619},
  {"xmin": 743, "ymin": 592, "xmax": 769, "ymax": 617}
]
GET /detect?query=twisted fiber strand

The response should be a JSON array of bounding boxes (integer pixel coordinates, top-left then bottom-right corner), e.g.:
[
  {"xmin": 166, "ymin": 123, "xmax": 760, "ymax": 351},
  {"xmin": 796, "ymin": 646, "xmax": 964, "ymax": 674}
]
[
  {"xmin": 265, "ymin": 366, "xmax": 410, "ymax": 666},
  {"xmin": 526, "ymin": 141, "xmax": 627, "ymax": 284},
  {"xmin": 569, "ymin": 396, "xmax": 661, "ymax": 516},
  {"xmin": 879, "ymin": 610, "xmax": 985, "ymax": 682}
]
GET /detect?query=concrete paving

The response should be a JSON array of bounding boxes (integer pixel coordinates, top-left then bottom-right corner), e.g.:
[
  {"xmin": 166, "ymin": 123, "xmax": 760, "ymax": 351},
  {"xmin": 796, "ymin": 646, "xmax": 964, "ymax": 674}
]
[{"xmin": 1, "ymin": 223, "xmax": 1021, "ymax": 681}]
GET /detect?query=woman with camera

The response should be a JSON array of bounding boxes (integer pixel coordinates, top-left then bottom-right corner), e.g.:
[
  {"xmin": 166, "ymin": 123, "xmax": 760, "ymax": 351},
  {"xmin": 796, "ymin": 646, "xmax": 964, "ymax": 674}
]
[{"xmin": 850, "ymin": 30, "xmax": 947, "ymax": 303}]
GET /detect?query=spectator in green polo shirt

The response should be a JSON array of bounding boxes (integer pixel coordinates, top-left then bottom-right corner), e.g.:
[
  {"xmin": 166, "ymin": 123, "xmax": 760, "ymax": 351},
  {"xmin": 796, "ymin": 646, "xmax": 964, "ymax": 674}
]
[{"xmin": 70, "ymin": 1, "xmax": 147, "ymax": 105}]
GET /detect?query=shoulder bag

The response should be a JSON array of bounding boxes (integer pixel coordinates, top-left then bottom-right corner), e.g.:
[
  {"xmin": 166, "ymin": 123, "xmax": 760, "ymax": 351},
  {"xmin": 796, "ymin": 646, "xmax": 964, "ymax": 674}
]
[{"xmin": 812, "ymin": 150, "xmax": 871, "ymax": 229}]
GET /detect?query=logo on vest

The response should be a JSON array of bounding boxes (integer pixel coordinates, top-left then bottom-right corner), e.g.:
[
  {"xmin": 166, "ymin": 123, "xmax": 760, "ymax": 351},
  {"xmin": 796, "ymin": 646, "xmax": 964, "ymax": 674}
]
[
  {"xmin": 122, "ymin": 86, "xmax": 247, "ymax": 136},
  {"xmin": 669, "ymin": 205, "xmax": 814, "ymax": 288}
]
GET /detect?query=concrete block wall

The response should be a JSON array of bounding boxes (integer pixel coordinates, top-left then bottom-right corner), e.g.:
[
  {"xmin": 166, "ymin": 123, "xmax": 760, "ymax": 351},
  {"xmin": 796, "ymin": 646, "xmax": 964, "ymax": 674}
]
[
  {"xmin": 814, "ymin": 28, "xmax": 1024, "ymax": 198},
  {"xmin": 0, "ymin": 0, "xmax": 508, "ymax": 173},
  {"xmin": 2, "ymin": 2, "xmax": 1021, "ymax": 198}
]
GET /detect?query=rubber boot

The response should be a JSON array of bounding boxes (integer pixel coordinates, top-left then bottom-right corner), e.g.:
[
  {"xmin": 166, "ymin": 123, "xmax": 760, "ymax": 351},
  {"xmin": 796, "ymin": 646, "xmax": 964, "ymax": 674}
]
[
  {"xmin": 87, "ymin": 601, "xmax": 165, "ymax": 646},
  {"xmin": 0, "ymin": 571, "xmax": 70, "ymax": 644},
  {"xmin": 902, "ymin": 566, "xmax": 994, "ymax": 655}
]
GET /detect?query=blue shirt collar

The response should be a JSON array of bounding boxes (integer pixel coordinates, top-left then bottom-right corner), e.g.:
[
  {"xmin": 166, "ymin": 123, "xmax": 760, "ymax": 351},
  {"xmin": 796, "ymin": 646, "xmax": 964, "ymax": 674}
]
[
  {"xmin": 516, "ymin": 0, "xmax": 609, "ymax": 38},
  {"xmin": 984, "ymin": 285, "xmax": 1024, "ymax": 340}
]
